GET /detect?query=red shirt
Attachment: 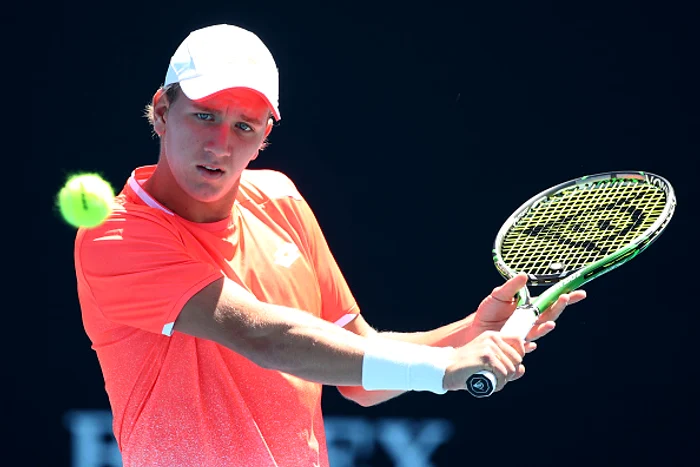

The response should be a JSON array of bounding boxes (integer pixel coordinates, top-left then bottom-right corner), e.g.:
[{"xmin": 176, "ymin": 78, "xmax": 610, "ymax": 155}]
[{"xmin": 74, "ymin": 166, "xmax": 358, "ymax": 466}]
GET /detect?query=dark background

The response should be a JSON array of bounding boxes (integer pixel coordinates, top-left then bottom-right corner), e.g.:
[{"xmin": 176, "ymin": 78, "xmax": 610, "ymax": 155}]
[{"xmin": 28, "ymin": 1, "xmax": 698, "ymax": 465}]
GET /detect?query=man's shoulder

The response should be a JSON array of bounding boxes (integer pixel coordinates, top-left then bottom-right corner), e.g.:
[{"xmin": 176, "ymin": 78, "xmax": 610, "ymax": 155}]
[
  {"xmin": 239, "ymin": 169, "xmax": 303, "ymax": 204},
  {"xmin": 75, "ymin": 194, "xmax": 180, "ymax": 253}
]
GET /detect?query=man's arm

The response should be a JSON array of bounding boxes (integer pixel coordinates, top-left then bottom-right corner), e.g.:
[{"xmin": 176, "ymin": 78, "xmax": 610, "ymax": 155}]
[
  {"xmin": 174, "ymin": 277, "xmax": 367, "ymax": 386},
  {"xmin": 337, "ymin": 274, "xmax": 585, "ymax": 406},
  {"xmin": 173, "ymin": 276, "xmax": 526, "ymax": 393},
  {"xmin": 336, "ymin": 313, "xmax": 476, "ymax": 406}
]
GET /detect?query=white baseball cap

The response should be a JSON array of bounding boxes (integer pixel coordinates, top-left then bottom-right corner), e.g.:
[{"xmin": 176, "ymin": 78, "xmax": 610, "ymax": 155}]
[{"xmin": 164, "ymin": 24, "xmax": 281, "ymax": 120}]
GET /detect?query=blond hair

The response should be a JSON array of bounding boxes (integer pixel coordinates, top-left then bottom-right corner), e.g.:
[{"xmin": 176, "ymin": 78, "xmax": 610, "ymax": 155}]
[{"xmin": 144, "ymin": 83, "xmax": 182, "ymax": 127}]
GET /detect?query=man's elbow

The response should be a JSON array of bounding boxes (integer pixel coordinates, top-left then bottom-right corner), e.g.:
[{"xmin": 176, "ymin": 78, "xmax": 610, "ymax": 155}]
[{"xmin": 336, "ymin": 386, "xmax": 382, "ymax": 407}]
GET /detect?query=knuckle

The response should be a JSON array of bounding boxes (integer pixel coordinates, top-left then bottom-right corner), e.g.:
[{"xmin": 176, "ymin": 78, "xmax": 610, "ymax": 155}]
[{"xmin": 480, "ymin": 354, "xmax": 496, "ymax": 366}]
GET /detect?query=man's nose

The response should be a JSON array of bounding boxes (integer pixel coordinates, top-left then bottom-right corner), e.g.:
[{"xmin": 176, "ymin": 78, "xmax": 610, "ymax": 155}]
[{"xmin": 205, "ymin": 125, "xmax": 233, "ymax": 157}]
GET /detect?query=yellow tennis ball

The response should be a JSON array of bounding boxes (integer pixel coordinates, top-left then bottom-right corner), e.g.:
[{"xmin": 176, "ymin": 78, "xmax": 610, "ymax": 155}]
[{"xmin": 58, "ymin": 173, "xmax": 115, "ymax": 228}]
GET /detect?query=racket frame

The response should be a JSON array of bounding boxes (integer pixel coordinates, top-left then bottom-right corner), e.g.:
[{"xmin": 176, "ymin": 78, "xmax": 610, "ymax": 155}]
[
  {"xmin": 466, "ymin": 171, "xmax": 676, "ymax": 398},
  {"xmin": 494, "ymin": 171, "xmax": 676, "ymax": 314}
]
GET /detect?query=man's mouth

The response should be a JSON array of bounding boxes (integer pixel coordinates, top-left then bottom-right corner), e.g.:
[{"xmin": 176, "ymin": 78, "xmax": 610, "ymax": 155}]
[
  {"xmin": 198, "ymin": 165, "xmax": 224, "ymax": 172},
  {"xmin": 197, "ymin": 165, "xmax": 225, "ymax": 178}
]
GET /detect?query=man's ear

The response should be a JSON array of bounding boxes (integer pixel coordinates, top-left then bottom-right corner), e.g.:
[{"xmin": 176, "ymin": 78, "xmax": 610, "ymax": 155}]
[
  {"xmin": 152, "ymin": 89, "xmax": 169, "ymax": 136},
  {"xmin": 256, "ymin": 120, "xmax": 275, "ymax": 159},
  {"xmin": 264, "ymin": 118, "xmax": 273, "ymax": 137},
  {"xmin": 251, "ymin": 121, "xmax": 274, "ymax": 161}
]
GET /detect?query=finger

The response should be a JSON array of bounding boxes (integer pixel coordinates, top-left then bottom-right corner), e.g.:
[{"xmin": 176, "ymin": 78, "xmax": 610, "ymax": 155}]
[
  {"xmin": 524, "ymin": 342, "xmax": 537, "ymax": 353},
  {"xmin": 527, "ymin": 321, "xmax": 556, "ymax": 341},
  {"xmin": 484, "ymin": 342, "xmax": 516, "ymax": 390},
  {"xmin": 490, "ymin": 273, "xmax": 528, "ymax": 303},
  {"xmin": 496, "ymin": 337, "xmax": 525, "ymax": 379},
  {"xmin": 510, "ymin": 364, "xmax": 526, "ymax": 382},
  {"xmin": 527, "ymin": 290, "xmax": 587, "ymax": 341},
  {"xmin": 489, "ymin": 359, "xmax": 511, "ymax": 392},
  {"xmin": 568, "ymin": 289, "xmax": 587, "ymax": 304},
  {"xmin": 500, "ymin": 353, "xmax": 524, "ymax": 383},
  {"xmin": 500, "ymin": 335, "xmax": 526, "ymax": 359},
  {"xmin": 538, "ymin": 290, "xmax": 587, "ymax": 323},
  {"xmin": 499, "ymin": 352, "xmax": 518, "ymax": 377},
  {"xmin": 539, "ymin": 294, "xmax": 570, "ymax": 322},
  {"xmin": 500, "ymin": 338, "xmax": 527, "ymax": 382}
]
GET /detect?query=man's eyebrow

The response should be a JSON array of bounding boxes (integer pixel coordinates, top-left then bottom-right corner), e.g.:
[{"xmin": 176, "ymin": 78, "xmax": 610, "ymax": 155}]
[
  {"xmin": 191, "ymin": 101, "xmax": 216, "ymax": 112},
  {"xmin": 239, "ymin": 114, "xmax": 265, "ymax": 126},
  {"xmin": 191, "ymin": 102, "xmax": 265, "ymax": 126}
]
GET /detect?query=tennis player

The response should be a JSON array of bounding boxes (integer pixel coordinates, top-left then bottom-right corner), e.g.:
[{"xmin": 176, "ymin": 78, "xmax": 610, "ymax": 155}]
[{"xmin": 73, "ymin": 24, "xmax": 586, "ymax": 467}]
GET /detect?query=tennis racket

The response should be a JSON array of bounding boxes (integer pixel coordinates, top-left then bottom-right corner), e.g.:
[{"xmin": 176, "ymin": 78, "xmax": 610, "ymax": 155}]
[{"xmin": 466, "ymin": 171, "xmax": 676, "ymax": 398}]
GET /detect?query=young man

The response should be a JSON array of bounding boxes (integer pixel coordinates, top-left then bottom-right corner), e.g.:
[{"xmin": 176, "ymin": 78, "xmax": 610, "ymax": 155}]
[{"xmin": 74, "ymin": 24, "xmax": 585, "ymax": 467}]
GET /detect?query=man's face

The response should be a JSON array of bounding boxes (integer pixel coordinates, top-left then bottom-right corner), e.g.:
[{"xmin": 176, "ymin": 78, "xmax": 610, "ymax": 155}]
[{"xmin": 154, "ymin": 87, "xmax": 271, "ymax": 204}]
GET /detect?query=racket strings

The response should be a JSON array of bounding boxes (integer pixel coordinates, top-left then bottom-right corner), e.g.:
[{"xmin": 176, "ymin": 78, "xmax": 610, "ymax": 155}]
[{"xmin": 501, "ymin": 179, "xmax": 667, "ymax": 276}]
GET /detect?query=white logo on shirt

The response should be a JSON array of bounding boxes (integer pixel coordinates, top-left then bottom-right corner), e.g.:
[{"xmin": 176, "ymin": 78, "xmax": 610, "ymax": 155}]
[{"xmin": 274, "ymin": 242, "xmax": 301, "ymax": 268}]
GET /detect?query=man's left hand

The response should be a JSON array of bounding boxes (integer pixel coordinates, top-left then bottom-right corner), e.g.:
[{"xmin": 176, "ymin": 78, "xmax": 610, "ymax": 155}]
[{"xmin": 468, "ymin": 273, "xmax": 587, "ymax": 353}]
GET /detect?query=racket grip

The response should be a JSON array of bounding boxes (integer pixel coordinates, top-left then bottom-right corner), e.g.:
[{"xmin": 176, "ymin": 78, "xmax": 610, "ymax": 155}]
[{"xmin": 465, "ymin": 305, "xmax": 539, "ymax": 398}]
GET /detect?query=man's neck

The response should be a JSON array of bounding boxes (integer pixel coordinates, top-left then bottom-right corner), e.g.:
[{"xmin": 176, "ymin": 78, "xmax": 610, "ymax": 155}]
[{"xmin": 143, "ymin": 162, "xmax": 240, "ymax": 223}]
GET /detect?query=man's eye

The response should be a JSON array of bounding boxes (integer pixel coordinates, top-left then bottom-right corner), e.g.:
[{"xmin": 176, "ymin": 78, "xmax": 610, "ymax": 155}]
[
  {"xmin": 195, "ymin": 113, "xmax": 214, "ymax": 121},
  {"xmin": 237, "ymin": 122, "xmax": 253, "ymax": 132}
]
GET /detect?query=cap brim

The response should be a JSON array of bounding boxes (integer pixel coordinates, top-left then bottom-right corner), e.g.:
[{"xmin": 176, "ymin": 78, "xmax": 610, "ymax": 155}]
[{"xmin": 179, "ymin": 75, "xmax": 281, "ymax": 121}]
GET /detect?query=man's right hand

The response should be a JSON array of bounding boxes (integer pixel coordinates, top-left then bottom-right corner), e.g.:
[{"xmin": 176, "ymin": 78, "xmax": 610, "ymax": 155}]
[{"xmin": 442, "ymin": 331, "xmax": 526, "ymax": 393}]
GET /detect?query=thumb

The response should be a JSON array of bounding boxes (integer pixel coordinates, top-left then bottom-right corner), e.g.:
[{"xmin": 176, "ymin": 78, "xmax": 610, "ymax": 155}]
[{"xmin": 491, "ymin": 273, "xmax": 528, "ymax": 302}]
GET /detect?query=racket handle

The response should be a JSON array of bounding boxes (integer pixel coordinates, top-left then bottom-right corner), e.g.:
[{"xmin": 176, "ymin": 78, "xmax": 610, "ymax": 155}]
[{"xmin": 465, "ymin": 305, "xmax": 539, "ymax": 398}]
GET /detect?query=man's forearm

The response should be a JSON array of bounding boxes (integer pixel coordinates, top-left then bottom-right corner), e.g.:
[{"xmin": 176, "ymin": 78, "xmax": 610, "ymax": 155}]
[
  {"xmin": 337, "ymin": 314, "xmax": 477, "ymax": 406},
  {"xmin": 378, "ymin": 314, "xmax": 475, "ymax": 347},
  {"xmin": 176, "ymin": 278, "xmax": 373, "ymax": 385}
]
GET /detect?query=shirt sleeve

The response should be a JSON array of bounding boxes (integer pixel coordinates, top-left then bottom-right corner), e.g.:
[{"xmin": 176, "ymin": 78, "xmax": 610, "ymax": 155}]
[
  {"xmin": 74, "ymin": 209, "xmax": 224, "ymax": 336},
  {"xmin": 265, "ymin": 173, "xmax": 359, "ymax": 325}
]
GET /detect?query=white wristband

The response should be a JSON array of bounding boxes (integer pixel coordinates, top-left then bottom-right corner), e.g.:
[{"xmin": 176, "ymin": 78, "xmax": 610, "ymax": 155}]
[{"xmin": 361, "ymin": 339, "xmax": 454, "ymax": 394}]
